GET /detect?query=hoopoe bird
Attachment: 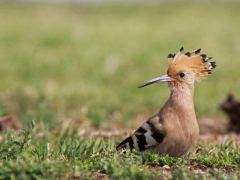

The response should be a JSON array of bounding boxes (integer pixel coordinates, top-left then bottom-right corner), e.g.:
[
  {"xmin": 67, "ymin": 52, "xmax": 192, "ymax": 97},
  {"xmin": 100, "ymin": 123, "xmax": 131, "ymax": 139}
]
[{"xmin": 116, "ymin": 47, "xmax": 216, "ymax": 157}]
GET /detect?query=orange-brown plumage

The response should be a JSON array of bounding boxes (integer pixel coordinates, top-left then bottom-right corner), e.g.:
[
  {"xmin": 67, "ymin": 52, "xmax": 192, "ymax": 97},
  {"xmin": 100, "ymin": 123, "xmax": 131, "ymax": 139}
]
[
  {"xmin": 167, "ymin": 48, "xmax": 215, "ymax": 82},
  {"xmin": 116, "ymin": 47, "xmax": 216, "ymax": 157}
]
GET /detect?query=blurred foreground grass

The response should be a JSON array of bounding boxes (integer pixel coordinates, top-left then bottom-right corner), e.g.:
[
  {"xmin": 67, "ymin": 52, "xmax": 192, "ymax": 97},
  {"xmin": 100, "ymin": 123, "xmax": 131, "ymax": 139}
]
[
  {"xmin": 0, "ymin": 121, "xmax": 239, "ymax": 179},
  {"xmin": 0, "ymin": 1, "xmax": 240, "ymax": 130}
]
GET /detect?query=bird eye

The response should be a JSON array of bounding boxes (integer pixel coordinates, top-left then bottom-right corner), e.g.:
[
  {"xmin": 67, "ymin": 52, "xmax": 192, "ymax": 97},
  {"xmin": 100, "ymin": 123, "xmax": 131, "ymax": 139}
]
[{"xmin": 179, "ymin": 73, "xmax": 185, "ymax": 78}]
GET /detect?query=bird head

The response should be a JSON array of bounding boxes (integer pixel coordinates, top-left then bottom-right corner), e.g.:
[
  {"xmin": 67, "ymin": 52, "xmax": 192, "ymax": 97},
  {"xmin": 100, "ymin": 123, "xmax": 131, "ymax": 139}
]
[{"xmin": 138, "ymin": 47, "xmax": 216, "ymax": 88}]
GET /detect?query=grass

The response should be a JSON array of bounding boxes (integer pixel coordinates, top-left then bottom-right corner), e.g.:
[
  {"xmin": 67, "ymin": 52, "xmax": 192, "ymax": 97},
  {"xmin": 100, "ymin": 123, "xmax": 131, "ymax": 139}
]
[
  {"xmin": 0, "ymin": 1, "xmax": 240, "ymax": 179},
  {"xmin": 0, "ymin": 121, "xmax": 239, "ymax": 179}
]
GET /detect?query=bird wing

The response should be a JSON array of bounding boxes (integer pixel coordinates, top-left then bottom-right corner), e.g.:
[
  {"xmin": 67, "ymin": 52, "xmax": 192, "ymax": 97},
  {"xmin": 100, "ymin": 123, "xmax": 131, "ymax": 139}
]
[{"xmin": 116, "ymin": 114, "xmax": 166, "ymax": 151}]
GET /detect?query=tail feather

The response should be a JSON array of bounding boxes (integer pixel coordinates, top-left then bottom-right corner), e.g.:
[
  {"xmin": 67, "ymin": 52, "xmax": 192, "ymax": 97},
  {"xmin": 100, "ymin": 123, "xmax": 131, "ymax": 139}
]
[{"xmin": 116, "ymin": 136, "xmax": 134, "ymax": 150}]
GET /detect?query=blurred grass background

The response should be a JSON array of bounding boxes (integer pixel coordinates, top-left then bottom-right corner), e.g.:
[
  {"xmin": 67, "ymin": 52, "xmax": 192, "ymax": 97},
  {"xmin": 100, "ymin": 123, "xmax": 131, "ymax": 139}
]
[{"xmin": 0, "ymin": 1, "xmax": 240, "ymax": 130}]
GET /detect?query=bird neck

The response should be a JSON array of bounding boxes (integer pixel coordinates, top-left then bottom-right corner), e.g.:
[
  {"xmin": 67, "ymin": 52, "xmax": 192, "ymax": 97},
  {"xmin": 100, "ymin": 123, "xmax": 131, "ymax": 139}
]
[{"xmin": 168, "ymin": 83, "xmax": 195, "ymax": 111}]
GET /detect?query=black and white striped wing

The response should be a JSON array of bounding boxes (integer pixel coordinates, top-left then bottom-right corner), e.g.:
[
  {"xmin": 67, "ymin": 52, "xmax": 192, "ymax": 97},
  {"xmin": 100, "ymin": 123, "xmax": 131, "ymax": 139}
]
[{"xmin": 116, "ymin": 114, "xmax": 166, "ymax": 151}]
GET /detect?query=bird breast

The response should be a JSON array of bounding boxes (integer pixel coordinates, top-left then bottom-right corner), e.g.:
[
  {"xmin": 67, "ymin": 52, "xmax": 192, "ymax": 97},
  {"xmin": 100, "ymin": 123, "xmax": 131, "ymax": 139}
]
[{"xmin": 151, "ymin": 94, "xmax": 199, "ymax": 157}]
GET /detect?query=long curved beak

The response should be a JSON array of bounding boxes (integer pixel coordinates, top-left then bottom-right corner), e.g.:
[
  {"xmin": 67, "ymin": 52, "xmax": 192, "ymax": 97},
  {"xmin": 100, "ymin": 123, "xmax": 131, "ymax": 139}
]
[{"xmin": 138, "ymin": 74, "xmax": 173, "ymax": 88}]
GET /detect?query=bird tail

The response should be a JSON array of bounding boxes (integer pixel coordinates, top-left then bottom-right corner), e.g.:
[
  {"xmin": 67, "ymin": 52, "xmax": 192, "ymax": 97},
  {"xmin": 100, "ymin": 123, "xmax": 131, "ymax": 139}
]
[{"xmin": 116, "ymin": 136, "xmax": 134, "ymax": 150}]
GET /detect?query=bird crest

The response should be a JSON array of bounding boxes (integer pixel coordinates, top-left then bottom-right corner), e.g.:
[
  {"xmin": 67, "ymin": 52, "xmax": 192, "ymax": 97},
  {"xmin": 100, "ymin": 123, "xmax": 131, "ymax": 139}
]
[{"xmin": 167, "ymin": 47, "xmax": 216, "ymax": 82}]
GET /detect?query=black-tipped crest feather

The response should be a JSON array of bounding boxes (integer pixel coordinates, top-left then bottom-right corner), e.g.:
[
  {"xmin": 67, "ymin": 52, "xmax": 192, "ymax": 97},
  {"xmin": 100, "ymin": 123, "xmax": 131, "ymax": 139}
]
[
  {"xmin": 210, "ymin": 62, "xmax": 217, "ymax": 68},
  {"xmin": 195, "ymin": 48, "xmax": 201, "ymax": 54},
  {"xmin": 185, "ymin": 52, "xmax": 191, "ymax": 57}
]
